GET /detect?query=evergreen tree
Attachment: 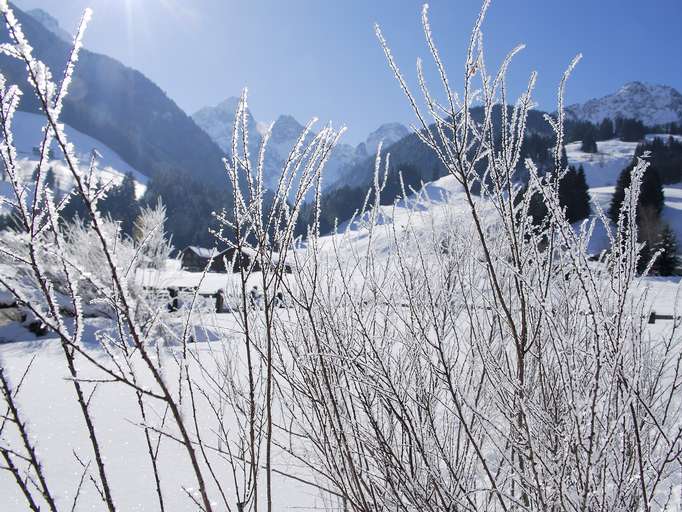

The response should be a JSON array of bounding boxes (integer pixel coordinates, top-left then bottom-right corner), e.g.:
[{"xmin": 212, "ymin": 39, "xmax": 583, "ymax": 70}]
[
  {"xmin": 609, "ymin": 164, "xmax": 630, "ymax": 225},
  {"xmin": 44, "ymin": 169, "xmax": 55, "ymax": 189},
  {"xmin": 609, "ymin": 163, "xmax": 663, "ymax": 224},
  {"xmin": 559, "ymin": 165, "xmax": 591, "ymax": 223},
  {"xmin": 142, "ymin": 168, "xmax": 227, "ymax": 247},
  {"xmin": 514, "ymin": 185, "xmax": 548, "ymax": 228},
  {"xmin": 609, "ymin": 162, "xmax": 668, "ymax": 275},
  {"xmin": 630, "ymin": 137, "xmax": 682, "ymax": 184},
  {"xmin": 31, "ymin": 167, "xmax": 56, "ymax": 186},
  {"xmin": 528, "ymin": 190, "xmax": 548, "ymax": 226},
  {"xmin": 581, "ymin": 129, "xmax": 598, "ymax": 153},
  {"xmin": 616, "ymin": 117, "xmax": 646, "ymax": 142},
  {"xmin": 639, "ymin": 166, "xmax": 664, "ymax": 216},
  {"xmin": 567, "ymin": 120, "xmax": 599, "ymax": 144},
  {"xmin": 0, "ymin": 214, "xmax": 19, "ymax": 232},
  {"xmin": 559, "ymin": 146, "xmax": 569, "ymax": 171},
  {"xmin": 597, "ymin": 118, "xmax": 614, "ymax": 140},
  {"xmin": 654, "ymin": 224, "xmax": 679, "ymax": 276},
  {"xmin": 99, "ymin": 172, "xmax": 138, "ymax": 235}
]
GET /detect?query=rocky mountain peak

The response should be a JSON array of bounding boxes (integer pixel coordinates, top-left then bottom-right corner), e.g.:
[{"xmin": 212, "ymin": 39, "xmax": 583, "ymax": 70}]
[{"xmin": 566, "ymin": 82, "xmax": 682, "ymax": 127}]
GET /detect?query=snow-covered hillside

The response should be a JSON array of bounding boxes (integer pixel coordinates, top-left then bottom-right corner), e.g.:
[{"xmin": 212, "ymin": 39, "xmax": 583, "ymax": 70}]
[
  {"xmin": 567, "ymin": 135, "xmax": 682, "ymax": 254},
  {"xmin": 566, "ymin": 82, "xmax": 682, "ymax": 126},
  {"xmin": 565, "ymin": 138, "xmax": 639, "ymax": 188},
  {"xmin": 2, "ymin": 165, "xmax": 681, "ymax": 511},
  {"xmin": 0, "ymin": 111, "xmax": 148, "ymax": 214}
]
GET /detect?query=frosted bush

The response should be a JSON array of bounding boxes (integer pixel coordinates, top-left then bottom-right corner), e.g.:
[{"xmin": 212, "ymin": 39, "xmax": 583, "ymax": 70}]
[
  {"xmin": 133, "ymin": 198, "xmax": 173, "ymax": 270},
  {"xmin": 0, "ymin": 1, "xmax": 679, "ymax": 512}
]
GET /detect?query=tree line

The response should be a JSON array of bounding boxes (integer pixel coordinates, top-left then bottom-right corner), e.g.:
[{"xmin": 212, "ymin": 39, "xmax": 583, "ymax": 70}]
[
  {"xmin": 1, "ymin": 120, "xmax": 681, "ymax": 267},
  {"xmin": 608, "ymin": 140, "xmax": 681, "ymax": 275}
]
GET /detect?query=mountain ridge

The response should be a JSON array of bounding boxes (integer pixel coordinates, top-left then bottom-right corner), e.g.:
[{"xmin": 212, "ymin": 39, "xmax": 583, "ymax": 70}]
[
  {"xmin": 2, "ymin": 2, "xmax": 229, "ymax": 188},
  {"xmin": 566, "ymin": 81, "xmax": 682, "ymax": 126},
  {"xmin": 26, "ymin": 8, "xmax": 71, "ymax": 43},
  {"xmin": 192, "ymin": 97, "xmax": 409, "ymax": 191}
]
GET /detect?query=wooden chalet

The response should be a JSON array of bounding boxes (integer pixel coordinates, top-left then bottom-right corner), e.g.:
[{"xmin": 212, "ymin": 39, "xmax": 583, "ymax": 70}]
[
  {"xmin": 180, "ymin": 246, "xmax": 221, "ymax": 272},
  {"xmin": 180, "ymin": 246, "xmax": 292, "ymax": 274},
  {"xmin": 219, "ymin": 247, "xmax": 261, "ymax": 273}
]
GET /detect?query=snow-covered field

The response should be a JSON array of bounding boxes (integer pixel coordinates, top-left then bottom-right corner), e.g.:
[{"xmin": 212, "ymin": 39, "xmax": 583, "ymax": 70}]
[
  {"xmin": 1, "ymin": 134, "xmax": 681, "ymax": 510},
  {"xmin": 0, "ymin": 111, "xmax": 147, "ymax": 214},
  {"xmin": 565, "ymin": 138, "xmax": 639, "ymax": 188},
  {"xmin": 0, "ymin": 328, "xmax": 329, "ymax": 511},
  {"xmin": 3, "ymin": 286, "xmax": 680, "ymax": 512}
]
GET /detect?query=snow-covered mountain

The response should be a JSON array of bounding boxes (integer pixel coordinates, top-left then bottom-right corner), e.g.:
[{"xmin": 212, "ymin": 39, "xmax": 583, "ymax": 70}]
[
  {"xmin": 26, "ymin": 8, "xmax": 71, "ymax": 43},
  {"xmin": 358, "ymin": 123, "xmax": 410, "ymax": 156},
  {"xmin": 355, "ymin": 122, "xmax": 410, "ymax": 160},
  {"xmin": 262, "ymin": 114, "xmax": 361, "ymax": 192},
  {"xmin": 192, "ymin": 98, "xmax": 409, "ymax": 192},
  {"xmin": 192, "ymin": 97, "xmax": 263, "ymax": 158},
  {"xmin": 566, "ymin": 82, "xmax": 682, "ymax": 126},
  {"xmin": 0, "ymin": 111, "xmax": 148, "ymax": 214}
]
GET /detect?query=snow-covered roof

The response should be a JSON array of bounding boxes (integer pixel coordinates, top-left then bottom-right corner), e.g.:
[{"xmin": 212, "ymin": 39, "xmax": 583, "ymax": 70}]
[
  {"xmin": 219, "ymin": 246, "xmax": 291, "ymax": 265},
  {"xmin": 184, "ymin": 246, "xmax": 219, "ymax": 259}
]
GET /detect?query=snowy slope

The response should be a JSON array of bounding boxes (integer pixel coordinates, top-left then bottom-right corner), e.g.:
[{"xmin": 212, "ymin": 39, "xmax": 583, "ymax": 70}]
[
  {"xmin": 1, "ymin": 166, "xmax": 681, "ymax": 511},
  {"xmin": 0, "ymin": 111, "xmax": 148, "ymax": 213},
  {"xmin": 565, "ymin": 139, "xmax": 639, "ymax": 188},
  {"xmin": 568, "ymin": 137, "xmax": 634, "ymax": 255},
  {"xmin": 336, "ymin": 135, "xmax": 680, "ymax": 256},
  {"xmin": 567, "ymin": 136, "xmax": 682, "ymax": 254},
  {"xmin": 566, "ymin": 82, "xmax": 682, "ymax": 126}
]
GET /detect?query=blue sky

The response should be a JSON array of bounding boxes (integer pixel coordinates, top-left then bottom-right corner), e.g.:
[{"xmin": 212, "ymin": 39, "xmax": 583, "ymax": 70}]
[{"xmin": 14, "ymin": 0, "xmax": 682, "ymax": 144}]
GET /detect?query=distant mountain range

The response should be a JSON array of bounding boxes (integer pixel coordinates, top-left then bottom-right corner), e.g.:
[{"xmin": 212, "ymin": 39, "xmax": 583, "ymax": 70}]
[
  {"xmin": 14, "ymin": 3, "xmax": 682, "ymax": 196},
  {"xmin": 566, "ymin": 82, "xmax": 682, "ymax": 127},
  {"xmin": 7, "ymin": 3, "xmax": 682, "ymax": 243},
  {"xmin": 326, "ymin": 84, "xmax": 682, "ymax": 194},
  {"xmin": 192, "ymin": 98, "xmax": 408, "ymax": 191}
]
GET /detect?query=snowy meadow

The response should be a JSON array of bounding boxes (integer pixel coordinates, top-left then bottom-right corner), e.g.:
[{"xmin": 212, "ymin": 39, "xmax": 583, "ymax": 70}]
[{"xmin": 0, "ymin": 1, "xmax": 681, "ymax": 511}]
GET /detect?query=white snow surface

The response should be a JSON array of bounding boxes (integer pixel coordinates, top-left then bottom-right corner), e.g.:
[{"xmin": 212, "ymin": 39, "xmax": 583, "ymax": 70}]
[
  {"xmin": 0, "ymin": 174, "xmax": 472, "ymax": 510},
  {"xmin": 0, "ymin": 332, "xmax": 326, "ymax": 511},
  {"xmin": 1, "ymin": 139, "xmax": 681, "ymax": 510},
  {"xmin": 0, "ymin": 111, "xmax": 147, "ymax": 213},
  {"xmin": 565, "ymin": 138, "xmax": 639, "ymax": 188}
]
